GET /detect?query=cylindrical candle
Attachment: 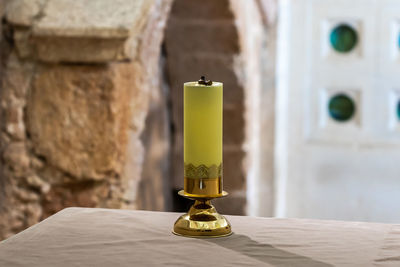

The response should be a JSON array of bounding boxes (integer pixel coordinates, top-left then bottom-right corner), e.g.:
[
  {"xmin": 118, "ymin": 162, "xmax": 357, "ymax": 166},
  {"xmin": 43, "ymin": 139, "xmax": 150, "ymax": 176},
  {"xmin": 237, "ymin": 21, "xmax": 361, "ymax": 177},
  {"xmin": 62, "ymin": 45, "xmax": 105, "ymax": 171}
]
[{"xmin": 184, "ymin": 77, "xmax": 223, "ymax": 197}]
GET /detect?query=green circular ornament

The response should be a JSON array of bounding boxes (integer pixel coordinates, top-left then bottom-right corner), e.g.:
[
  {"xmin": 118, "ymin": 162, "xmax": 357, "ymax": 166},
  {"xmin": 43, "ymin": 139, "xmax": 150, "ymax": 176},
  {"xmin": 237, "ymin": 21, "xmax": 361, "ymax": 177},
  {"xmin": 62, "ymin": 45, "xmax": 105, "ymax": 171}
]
[
  {"xmin": 330, "ymin": 24, "xmax": 358, "ymax": 53},
  {"xmin": 397, "ymin": 99, "xmax": 400, "ymax": 120},
  {"xmin": 328, "ymin": 94, "xmax": 355, "ymax": 122}
]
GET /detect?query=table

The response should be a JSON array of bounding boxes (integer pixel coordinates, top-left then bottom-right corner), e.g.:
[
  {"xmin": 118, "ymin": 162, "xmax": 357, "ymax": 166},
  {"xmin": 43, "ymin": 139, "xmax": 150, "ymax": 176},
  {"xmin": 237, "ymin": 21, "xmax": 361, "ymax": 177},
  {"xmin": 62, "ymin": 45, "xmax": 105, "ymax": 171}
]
[{"xmin": 0, "ymin": 207, "xmax": 399, "ymax": 266}]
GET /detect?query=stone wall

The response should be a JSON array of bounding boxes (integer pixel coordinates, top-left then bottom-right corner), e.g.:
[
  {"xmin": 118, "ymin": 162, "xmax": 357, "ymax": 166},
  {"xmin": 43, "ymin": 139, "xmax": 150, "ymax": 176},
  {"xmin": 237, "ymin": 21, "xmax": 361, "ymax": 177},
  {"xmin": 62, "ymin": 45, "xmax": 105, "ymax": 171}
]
[{"xmin": 0, "ymin": 0, "xmax": 171, "ymax": 239}]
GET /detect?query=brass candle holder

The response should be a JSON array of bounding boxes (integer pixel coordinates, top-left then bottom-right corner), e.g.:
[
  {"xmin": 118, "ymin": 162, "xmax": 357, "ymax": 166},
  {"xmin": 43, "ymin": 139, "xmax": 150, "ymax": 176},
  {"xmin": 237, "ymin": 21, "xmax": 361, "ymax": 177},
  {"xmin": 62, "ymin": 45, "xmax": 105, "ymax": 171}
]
[
  {"xmin": 174, "ymin": 77, "xmax": 231, "ymax": 238},
  {"xmin": 173, "ymin": 167, "xmax": 232, "ymax": 238}
]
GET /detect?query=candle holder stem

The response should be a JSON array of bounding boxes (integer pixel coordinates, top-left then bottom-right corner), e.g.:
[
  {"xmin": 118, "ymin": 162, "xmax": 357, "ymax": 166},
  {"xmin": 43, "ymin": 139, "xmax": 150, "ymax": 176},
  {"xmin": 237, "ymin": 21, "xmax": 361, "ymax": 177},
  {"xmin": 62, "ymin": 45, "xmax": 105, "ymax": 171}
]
[{"xmin": 173, "ymin": 190, "xmax": 232, "ymax": 238}]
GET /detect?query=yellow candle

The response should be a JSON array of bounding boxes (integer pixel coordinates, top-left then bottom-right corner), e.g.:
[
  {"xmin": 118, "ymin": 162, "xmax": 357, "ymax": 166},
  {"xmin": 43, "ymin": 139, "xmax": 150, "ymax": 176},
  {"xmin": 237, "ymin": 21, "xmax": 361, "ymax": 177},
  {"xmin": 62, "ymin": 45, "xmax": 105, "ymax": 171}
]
[{"xmin": 184, "ymin": 77, "xmax": 223, "ymax": 197}]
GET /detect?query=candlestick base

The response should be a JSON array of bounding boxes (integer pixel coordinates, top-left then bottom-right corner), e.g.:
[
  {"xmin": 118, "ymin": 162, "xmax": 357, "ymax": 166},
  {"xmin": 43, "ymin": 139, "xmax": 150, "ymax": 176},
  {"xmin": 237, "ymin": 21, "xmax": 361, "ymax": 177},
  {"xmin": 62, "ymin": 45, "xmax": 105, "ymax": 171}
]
[{"xmin": 173, "ymin": 190, "xmax": 232, "ymax": 238}]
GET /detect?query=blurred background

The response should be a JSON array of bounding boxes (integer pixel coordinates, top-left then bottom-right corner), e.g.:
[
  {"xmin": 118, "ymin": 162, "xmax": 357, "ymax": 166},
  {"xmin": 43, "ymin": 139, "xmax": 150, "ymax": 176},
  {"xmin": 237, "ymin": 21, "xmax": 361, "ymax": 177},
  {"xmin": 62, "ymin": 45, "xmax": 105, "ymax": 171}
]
[{"xmin": 1, "ymin": 0, "xmax": 399, "ymax": 240}]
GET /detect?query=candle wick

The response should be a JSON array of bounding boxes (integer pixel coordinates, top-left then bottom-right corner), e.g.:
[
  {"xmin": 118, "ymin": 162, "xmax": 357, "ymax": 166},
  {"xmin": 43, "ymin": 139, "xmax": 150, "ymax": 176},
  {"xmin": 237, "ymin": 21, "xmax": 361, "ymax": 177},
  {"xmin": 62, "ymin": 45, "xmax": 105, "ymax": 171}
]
[{"xmin": 198, "ymin": 76, "xmax": 213, "ymax": 86}]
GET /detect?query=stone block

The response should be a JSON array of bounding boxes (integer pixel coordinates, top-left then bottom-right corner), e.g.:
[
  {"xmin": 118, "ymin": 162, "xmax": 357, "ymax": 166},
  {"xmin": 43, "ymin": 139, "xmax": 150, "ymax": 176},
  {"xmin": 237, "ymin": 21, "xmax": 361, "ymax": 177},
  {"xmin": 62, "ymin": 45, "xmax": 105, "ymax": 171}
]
[
  {"xmin": 7, "ymin": 0, "xmax": 157, "ymax": 62},
  {"xmin": 27, "ymin": 63, "xmax": 141, "ymax": 180},
  {"xmin": 31, "ymin": 0, "xmax": 155, "ymax": 62},
  {"xmin": 33, "ymin": 0, "xmax": 152, "ymax": 38}
]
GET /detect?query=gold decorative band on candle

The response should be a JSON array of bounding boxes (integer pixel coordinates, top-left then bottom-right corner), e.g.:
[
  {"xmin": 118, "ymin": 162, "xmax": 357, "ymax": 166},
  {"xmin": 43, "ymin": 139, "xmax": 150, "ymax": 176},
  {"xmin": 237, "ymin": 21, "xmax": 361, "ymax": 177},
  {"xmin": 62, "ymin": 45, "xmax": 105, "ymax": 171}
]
[
  {"xmin": 184, "ymin": 163, "xmax": 222, "ymax": 179},
  {"xmin": 183, "ymin": 163, "xmax": 223, "ymax": 197}
]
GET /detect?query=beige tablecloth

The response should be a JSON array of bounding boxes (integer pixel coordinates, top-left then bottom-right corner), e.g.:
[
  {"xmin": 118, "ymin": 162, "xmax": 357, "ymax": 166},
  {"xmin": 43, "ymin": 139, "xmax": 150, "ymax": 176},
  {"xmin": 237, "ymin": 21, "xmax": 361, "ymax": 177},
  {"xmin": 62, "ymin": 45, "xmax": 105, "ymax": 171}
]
[{"xmin": 0, "ymin": 207, "xmax": 399, "ymax": 266}]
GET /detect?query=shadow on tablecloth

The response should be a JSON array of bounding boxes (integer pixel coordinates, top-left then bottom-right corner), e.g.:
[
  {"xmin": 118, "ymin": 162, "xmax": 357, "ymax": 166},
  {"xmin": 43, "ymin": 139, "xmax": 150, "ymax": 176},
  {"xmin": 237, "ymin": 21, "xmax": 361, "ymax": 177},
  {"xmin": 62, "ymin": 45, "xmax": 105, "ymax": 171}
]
[{"xmin": 205, "ymin": 234, "xmax": 333, "ymax": 267}]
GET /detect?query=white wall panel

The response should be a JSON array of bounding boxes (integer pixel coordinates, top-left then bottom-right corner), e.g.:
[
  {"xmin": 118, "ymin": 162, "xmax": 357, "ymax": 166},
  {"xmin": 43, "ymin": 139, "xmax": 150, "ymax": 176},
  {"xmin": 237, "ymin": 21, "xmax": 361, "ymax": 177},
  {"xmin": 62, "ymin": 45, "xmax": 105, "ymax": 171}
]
[{"xmin": 275, "ymin": 0, "xmax": 400, "ymax": 222}]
